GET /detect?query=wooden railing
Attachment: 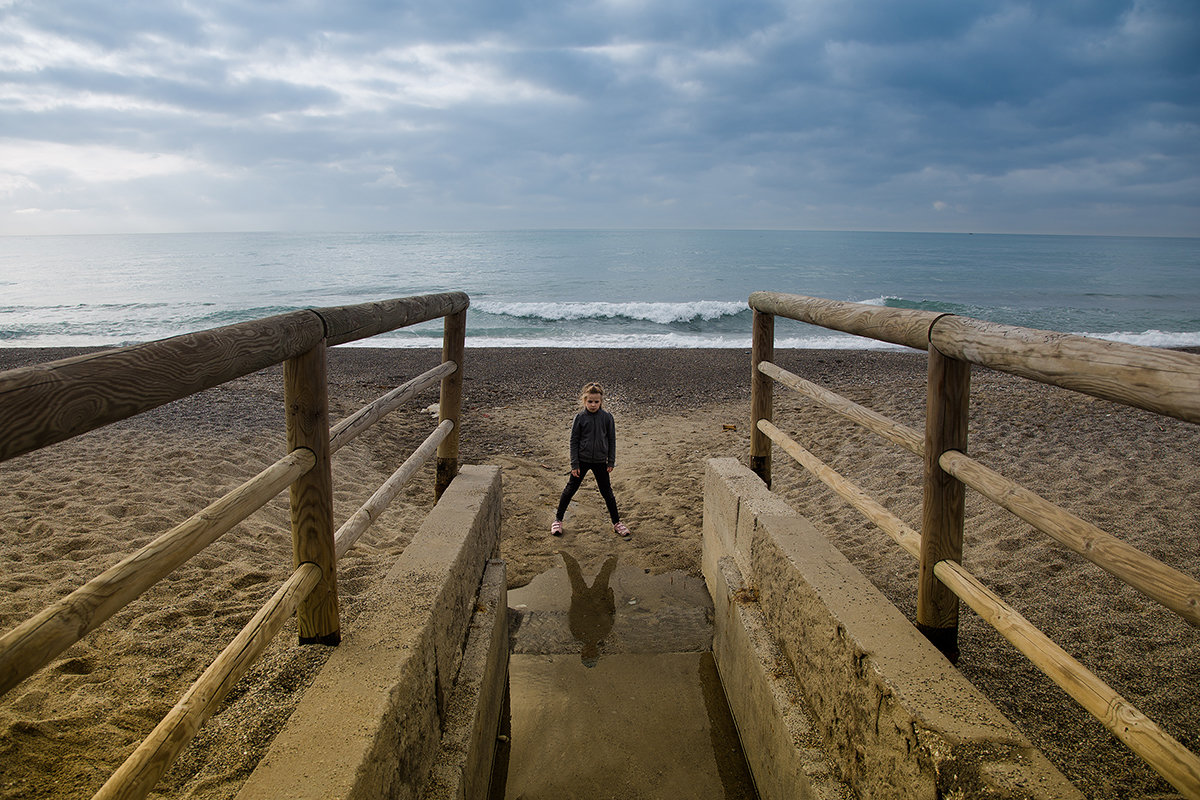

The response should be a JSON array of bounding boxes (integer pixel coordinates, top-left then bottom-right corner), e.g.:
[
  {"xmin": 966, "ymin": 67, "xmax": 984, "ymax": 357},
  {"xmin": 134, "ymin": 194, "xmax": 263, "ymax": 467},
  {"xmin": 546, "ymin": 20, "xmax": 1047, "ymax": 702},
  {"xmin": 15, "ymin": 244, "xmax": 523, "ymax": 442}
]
[
  {"xmin": 0, "ymin": 291, "xmax": 469, "ymax": 800},
  {"xmin": 748, "ymin": 291, "xmax": 1200, "ymax": 799}
]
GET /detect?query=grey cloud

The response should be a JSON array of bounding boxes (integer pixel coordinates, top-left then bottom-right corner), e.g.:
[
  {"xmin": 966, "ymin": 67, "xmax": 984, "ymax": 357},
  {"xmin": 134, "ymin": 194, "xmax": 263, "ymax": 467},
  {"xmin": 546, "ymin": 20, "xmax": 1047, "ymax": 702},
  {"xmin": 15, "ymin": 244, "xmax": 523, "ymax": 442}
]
[{"xmin": 0, "ymin": 0, "xmax": 1196, "ymax": 235}]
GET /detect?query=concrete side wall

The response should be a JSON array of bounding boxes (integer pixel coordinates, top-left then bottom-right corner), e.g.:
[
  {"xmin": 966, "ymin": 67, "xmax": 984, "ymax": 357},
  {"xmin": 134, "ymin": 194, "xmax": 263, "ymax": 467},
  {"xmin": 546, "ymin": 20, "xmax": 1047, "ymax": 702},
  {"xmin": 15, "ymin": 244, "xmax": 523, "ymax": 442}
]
[
  {"xmin": 236, "ymin": 465, "xmax": 505, "ymax": 800},
  {"xmin": 703, "ymin": 458, "xmax": 1083, "ymax": 800},
  {"xmin": 420, "ymin": 559, "xmax": 509, "ymax": 800}
]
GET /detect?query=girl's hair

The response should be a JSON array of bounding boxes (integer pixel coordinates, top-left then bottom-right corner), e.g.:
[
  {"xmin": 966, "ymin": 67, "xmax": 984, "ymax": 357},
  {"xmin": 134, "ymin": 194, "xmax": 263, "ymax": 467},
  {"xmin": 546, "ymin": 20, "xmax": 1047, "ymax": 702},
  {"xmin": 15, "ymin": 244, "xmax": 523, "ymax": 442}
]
[{"xmin": 579, "ymin": 382, "xmax": 604, "ymax": 406}]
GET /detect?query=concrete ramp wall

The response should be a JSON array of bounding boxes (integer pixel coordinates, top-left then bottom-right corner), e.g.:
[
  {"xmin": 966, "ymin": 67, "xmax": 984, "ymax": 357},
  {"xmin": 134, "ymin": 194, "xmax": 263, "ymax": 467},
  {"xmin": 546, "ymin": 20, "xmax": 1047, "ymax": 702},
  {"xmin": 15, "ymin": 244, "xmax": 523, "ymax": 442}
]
[
  {"xmin": 703, "ymin": 457, "xmax": 1083, "ymax": 800},
  {"xmin": 237, "ymin": 465, "xmax": 507, "ymax": 800}
]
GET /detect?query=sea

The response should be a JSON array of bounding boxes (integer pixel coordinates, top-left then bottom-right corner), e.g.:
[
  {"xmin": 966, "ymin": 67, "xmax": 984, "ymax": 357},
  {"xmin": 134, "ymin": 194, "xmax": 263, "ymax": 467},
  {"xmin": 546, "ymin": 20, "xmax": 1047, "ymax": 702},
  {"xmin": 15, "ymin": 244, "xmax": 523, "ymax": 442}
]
[{"xmin": 0, "ymin": 230, "xmax": 1197, "ymax": 350}]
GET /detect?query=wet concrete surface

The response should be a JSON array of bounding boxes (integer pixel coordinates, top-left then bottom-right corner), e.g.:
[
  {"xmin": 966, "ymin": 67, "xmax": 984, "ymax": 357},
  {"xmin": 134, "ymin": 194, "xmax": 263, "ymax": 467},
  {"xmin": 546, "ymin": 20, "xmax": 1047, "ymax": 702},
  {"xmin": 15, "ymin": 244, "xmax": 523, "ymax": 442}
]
[{"xmin": 504, "ymin": 551, "xmax": 757, "ymax": 800}]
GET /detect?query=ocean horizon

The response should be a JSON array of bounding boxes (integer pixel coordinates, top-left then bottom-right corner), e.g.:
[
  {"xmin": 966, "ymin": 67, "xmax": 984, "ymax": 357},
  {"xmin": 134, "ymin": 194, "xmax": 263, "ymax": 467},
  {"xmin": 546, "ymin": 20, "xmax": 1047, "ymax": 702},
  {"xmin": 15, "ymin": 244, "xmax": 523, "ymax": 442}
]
[{"xmin": 1, "ymin": 229, "xmax": 1197, "ymax": 350}]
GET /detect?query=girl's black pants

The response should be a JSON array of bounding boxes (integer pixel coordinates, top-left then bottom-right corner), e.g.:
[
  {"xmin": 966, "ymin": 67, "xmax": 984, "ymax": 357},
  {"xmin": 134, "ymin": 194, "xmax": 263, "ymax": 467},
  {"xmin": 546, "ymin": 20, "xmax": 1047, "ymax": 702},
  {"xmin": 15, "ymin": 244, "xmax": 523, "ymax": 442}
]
[{"xmin": 556, "ymin": 462, "xmax": 620, "ymax": 524}]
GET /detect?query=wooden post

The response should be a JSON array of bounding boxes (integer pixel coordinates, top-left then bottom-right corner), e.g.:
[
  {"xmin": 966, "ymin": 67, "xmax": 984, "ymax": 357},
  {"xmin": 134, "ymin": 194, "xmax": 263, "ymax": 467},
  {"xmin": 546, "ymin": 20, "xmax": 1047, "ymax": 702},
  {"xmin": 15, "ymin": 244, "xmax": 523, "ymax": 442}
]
[
  {"xmin": 436, "ymin": 309, "xmax": 466, "ymax": 500},
  {"xmin": 284, "ymin": 341, "xmax": 340, "ymax": 646},
  {"xmin": 750, "ymin": 309, "xmax": 774, "ymax": 488},
  {"xmin": 918, "ymin": 344, "xmax": 969, "ymax": 662}
]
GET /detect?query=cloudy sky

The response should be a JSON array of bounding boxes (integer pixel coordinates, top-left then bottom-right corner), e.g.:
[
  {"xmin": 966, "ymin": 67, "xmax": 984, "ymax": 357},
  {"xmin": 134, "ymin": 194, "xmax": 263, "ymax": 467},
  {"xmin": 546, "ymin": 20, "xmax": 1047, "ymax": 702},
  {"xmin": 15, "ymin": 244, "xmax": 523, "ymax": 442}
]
[{"xmin": 2, "ymin": 0, "xmax": 1197, "ymax": 236}]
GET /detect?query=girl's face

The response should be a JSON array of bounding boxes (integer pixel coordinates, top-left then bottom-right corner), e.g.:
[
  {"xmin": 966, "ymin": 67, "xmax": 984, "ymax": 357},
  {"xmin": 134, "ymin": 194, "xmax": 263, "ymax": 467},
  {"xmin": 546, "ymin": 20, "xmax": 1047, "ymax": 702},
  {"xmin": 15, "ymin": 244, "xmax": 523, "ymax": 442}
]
[{"xmin": 584, "ymin": 393, "xmax": 602, "ymax": 412}]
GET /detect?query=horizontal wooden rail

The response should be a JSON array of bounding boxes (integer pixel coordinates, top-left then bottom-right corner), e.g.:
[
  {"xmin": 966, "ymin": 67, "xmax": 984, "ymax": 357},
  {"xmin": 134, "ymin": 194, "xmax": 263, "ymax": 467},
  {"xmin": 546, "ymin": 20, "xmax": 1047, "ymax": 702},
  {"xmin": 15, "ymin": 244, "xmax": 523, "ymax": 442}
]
[
  {"xmin": 92, "ymin": 562, "xmax": 323, "ymax": 800},
  {"xmin": 335, "ymin": 420, "xmax": 453, "ymax": 559},
  {"xmin": 749, "ymin": 291, "xmax": 938, "ymax": 351},
  {"xmin": 0, "ymin": 449, "xmax": 316, "ymax": 699},
  {"xmin": 934, "ymin": 561, "xmax": 1200, "ymax": 799},
  {"xmin": 0, "ymin": 312, "xmax": 324, "ymax": 464},
  {"xmin": 0, "ymin": 356, "xmax": 458, "ymax": 699},
  {"xmin": 330, "ymin": 361, "xmax": 456, "ymax": 454},
  {"xmin": 760, "ymin": 418, "xmax": 1200, "ymax": 798},
  {"xmin": 939, "ymin": 450, "xmax": 1200, "ymax": 629},
  {"xmin": 763, "ymin": 359, "xmax": 1200, "ymax": 629},
  {"xmin": 758, "ymin": 361, "xmax": 924, "ymax": 456},
  {"xmin": 748, "ymin": 291, "xmax": 1200, "ymax": 425},
  {"xmin": 758, "ymin": 420, "xmax": 921, "ymax": 558},
  {"xmin": 315, "ymin": 291, "xmax": 468, "ymax": 347},
  {"xmin": 930, "ymin": 316, "xmax": 1200, "ymax": 425},
  {"xmin": 0, "ymin": 292, "xmax": 471, "ymax": 465},
  {"xmin": 94, "ymin": 421, "xmax": 456, "ymax": 800}
]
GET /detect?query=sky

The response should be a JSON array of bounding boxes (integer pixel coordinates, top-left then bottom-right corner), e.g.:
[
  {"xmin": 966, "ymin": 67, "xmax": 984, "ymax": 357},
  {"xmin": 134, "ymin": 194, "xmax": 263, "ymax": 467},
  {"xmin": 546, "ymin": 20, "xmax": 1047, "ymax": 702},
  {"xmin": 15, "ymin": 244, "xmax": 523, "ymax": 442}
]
[{"xmin": 1, "ymin": 0, "xmax": 1198, "ymax": 237}]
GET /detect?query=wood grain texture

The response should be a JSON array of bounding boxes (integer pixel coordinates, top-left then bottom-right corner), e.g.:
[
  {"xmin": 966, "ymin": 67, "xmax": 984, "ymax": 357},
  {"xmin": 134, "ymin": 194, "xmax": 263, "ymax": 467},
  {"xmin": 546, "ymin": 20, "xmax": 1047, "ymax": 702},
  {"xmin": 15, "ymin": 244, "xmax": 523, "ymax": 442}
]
[
  {"xmin": 317, "ymin": 291, "xmax": 469, "ymax": 347},
  {"xmin": 749, "ymin": 291, "xmax": 938, "ymax": 350},
  {"xmin": 334, "ymin": 420, "xmax": 452, "ymax": 559},
  {"xmin": 758, "ymin": 360, "xmax": 924, "ymax": 456},
  {"xmin": 940, "ymin": 449, "xmax": 1200, "ymax": 628},
  {"xmin": 758, "ymin": 419, "xmax": 922, "ymax": 558},
  {"xmin": 918, "ymin": 345, "xmax": 969, "ymax": 641},
  {"xmin": 92, "ymin": 563, "xmax": 323, "ymax": 800},
  {"xmin": 931, "ymin": 316, "xmax": 1200, "ymax": 425},
  {"xmin": 0, "ymin": 450, "xmax": 313, "ymax": 699},
  {"xmin": 329, "ymin": 361, "xmax": 455, "ymax": 454},
  {"xmin": 750, "ymin": 310, "xmax": 775, "ymax": 487},
  {"xmin": 436, "ymin": 310, "xmax": 466, "ymax": 499},
  {"xmin": 0, "ymin": 311, "xmax": 323, "ymax": 464},
  {"xmin": 284, "ymin": 343, "xmax": 339, "ymax": 644},
  {"xmin": 934, "ymin": 561, "xmax": 1200, "ymax": 799}
]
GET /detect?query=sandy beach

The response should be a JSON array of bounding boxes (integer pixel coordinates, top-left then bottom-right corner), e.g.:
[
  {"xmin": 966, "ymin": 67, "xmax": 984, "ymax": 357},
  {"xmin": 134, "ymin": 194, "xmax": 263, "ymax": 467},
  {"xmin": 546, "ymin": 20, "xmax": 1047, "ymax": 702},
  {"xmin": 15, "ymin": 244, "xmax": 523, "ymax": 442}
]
[{"xmin": 1, "ymin": 346, "xmax": 1197, "ymax": 799}]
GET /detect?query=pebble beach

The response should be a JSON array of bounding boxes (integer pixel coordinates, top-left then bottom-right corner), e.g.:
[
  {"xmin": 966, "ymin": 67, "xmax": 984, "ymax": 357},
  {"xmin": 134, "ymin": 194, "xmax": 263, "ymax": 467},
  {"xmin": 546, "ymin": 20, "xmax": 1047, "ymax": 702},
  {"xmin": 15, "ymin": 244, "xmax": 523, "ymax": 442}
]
[{"xmin": 1, "ymin": 346, "xmax": 1197, "ymax": 799}]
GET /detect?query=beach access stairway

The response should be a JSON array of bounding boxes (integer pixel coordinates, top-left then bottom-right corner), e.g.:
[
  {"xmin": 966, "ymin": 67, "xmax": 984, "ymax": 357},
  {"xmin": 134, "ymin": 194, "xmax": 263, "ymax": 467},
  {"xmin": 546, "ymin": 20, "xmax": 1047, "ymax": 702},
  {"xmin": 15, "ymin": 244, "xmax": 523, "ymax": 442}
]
[{"xmin": 1, "ymin": 291, "xmax": 1199, "ymax": 799}]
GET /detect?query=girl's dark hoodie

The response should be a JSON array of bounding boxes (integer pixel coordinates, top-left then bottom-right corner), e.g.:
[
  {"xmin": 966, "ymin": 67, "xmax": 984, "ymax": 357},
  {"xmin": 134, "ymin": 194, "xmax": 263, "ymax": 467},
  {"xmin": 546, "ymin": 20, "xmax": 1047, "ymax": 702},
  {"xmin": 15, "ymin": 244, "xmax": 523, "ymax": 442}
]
[{"xmin": 569, "ymin": 407, "xmax": 616, "ymax": 469}]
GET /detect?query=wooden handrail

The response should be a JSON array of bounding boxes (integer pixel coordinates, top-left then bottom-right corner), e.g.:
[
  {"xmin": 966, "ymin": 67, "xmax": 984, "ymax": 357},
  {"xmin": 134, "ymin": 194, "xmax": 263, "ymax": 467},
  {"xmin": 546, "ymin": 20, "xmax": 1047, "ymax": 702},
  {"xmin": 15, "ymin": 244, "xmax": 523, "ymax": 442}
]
[
  {"xmin": 93, "ymin": 421, "xmax": 457, "ymax": 800},
  {"xmin": 330, "ymin": 361, "xmax": 456, "ymax": 453},
  {"xmin": 933, "ymin": 562, "xmax": 1200, "ymax": 799},
  {"xmin": 759, "ymin": 418, "xmax": 1200, "ymax": 798},
  {"xmin": 0, "ymin": 291, "xmax": 469, "ymax": 800},
  {"xmin": 749, "ymin": 291, "xmax": 938, "ymax": 351},
  {"xmin": 762, "ymin": 358, "xmax": 1200, "ymax": 628},
  {"xmin": 335, "ymin": 420, "xmax": 453, "ymax": 559},
  {"xmin": 0, "ymin": 311, "xmax": 323, "ymax": 464},
  {"xmin": 748, "ymin": 291, "xmax": 1200, "ymax": 424},
  {"xmin": 758, "ymin": 361, "xmax": 923, "ymax": 456},
  {"xmin": 91, "ymin": 563, "xmax": 324, "ymax": 800},
  {"xmin": 0, "ymin": 292, "xmax": 471, "ymax": 466},
  {"xmin": 757, "ymin": 420, "xmax": 921, "ymax": 558},
  {"xmin": 930, "ymin": 315, "xmax": 1200, "ymax": 425},
  {"xmin": 0, "ymin": 449, "xmax": 315, "ymax": 699},
  {"xmin": 939, "ymin": 450, "xmax": 1200, "ymax": 628},
  {"xmin": 315, "ymin": 291, "xmax": 468, "ymax": 347}
]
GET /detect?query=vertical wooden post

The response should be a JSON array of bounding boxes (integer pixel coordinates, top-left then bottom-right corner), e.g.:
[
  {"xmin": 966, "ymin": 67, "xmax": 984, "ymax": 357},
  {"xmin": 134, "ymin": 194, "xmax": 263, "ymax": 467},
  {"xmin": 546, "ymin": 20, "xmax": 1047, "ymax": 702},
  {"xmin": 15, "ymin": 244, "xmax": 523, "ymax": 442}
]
[
  {"xmin": 284, "ymin": 341, "xmax": 340, "ymax": 646},
  {"xmin": 436, "ymin": 309, "xmax": 466, "ymax": 500},
  {"xmin": 750, "ymin": 309, "xmax": 775, "ymax": 488},
  {"xmin": 918, "ymin": 343, "xmax": 969, "ymax": 662}
]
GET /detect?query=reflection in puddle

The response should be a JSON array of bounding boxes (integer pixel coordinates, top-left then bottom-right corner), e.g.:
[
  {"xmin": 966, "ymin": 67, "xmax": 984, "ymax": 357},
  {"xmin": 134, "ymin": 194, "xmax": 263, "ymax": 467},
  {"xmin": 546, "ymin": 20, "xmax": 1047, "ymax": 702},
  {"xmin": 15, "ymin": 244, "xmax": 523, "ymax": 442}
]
[
  {"xmin": 503, "ymin": 555, "xmax": 758, "ymax": 799},
  {"xmin": 560, "ymin": 551, "xmax": 618, "ymax": 667}
]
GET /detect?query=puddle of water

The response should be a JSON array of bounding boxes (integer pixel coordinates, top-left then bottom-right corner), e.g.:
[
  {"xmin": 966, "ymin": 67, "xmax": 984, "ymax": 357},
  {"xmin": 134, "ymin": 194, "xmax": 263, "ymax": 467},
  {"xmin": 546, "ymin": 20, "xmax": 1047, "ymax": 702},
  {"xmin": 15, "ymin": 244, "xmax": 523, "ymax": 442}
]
[
  {"xmin": 508, "ymin": 550, "xmax": 714, "ymax": 661},
  {"xmin": 503, "ymin": 552, "xmax": 757, "ymax": 800}
]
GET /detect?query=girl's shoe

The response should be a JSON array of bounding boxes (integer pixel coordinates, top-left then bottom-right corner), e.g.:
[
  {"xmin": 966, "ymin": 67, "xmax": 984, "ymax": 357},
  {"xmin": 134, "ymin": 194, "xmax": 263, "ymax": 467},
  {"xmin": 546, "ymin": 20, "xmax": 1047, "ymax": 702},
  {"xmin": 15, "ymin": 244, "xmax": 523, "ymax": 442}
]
[
  {"xmin": 551, "ymin": 520, "xmax": 564, "ymax": 536},
  {"xmin": 614, "ymin": 522, "xmax": 631, "ymax": 538}
]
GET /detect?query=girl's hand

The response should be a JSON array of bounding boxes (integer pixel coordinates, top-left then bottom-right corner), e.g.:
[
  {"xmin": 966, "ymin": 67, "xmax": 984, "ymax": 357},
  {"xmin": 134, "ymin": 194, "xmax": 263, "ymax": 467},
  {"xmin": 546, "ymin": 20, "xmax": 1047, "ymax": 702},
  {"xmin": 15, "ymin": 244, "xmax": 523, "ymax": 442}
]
[
  {"xmin": 607, "ymin": 466, "xmax": 613, "ymax": 472},
  {"xmin": 572, "ymin": 469, "xmax": 580, "ymax": 477}
]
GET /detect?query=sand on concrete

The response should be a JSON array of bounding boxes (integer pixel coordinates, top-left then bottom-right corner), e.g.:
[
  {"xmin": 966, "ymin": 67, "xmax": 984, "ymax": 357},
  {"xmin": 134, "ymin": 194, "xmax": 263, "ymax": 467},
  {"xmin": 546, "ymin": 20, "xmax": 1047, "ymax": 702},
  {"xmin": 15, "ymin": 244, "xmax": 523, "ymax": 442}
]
[{"xmin": 0, "ymin": 346, "xmax": 1197, "ymax": 799}]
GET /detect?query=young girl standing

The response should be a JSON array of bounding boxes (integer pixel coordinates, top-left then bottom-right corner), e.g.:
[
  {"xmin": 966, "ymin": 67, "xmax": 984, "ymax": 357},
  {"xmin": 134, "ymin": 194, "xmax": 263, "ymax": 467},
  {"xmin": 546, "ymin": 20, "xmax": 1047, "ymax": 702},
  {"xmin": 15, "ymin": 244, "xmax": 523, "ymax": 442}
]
[{"xmin": 552, "ymin": 382, "xmax": 632, "ymax": 538}]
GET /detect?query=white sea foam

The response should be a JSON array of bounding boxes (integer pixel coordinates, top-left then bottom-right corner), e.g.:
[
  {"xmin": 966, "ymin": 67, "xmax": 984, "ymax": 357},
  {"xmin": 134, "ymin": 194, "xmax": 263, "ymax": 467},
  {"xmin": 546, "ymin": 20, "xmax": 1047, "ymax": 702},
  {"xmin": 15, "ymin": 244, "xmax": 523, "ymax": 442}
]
[
  {"xmin": 472, "ymin": 300, "xmax": 747, "ymax": 324},
  {"xmin": 1078, "ymin": 330, "xmax": 1200, "ymax": 348}
]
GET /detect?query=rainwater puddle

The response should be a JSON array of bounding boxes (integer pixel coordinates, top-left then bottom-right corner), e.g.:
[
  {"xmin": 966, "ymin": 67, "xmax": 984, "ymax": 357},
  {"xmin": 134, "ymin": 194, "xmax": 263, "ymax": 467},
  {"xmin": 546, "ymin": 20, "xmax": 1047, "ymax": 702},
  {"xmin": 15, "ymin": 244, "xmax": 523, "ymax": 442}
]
[{"xmin": 503, "ymin": 551, "xmax": 758, "ymax": 800}]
